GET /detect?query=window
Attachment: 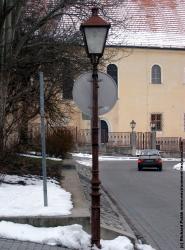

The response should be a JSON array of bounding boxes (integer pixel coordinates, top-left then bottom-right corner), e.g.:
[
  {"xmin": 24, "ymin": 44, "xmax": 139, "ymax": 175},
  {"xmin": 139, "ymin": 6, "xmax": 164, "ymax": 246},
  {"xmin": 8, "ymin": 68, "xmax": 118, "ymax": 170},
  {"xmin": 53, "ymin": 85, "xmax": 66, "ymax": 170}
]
[
  {"xmin": 63, "ymin": 59, "xmax": 74, "ymax": 99},
  {"xmin": 151, "ymin": 113, "xmax": 162, "ymax": 131},
  {"xmin": 107, "ymin": 64, "xmax": 118, "ymax": 85},
  {"xmin": 63, "ymin": 78, "xmax": 73, "ymax": 99},
  {"xmin": 151, "ymin": 65, "xmax": 161, "ymax": 84},
  {"xmin": 82, "ymin": 113, "xmax": 90, "ymax": 120}
]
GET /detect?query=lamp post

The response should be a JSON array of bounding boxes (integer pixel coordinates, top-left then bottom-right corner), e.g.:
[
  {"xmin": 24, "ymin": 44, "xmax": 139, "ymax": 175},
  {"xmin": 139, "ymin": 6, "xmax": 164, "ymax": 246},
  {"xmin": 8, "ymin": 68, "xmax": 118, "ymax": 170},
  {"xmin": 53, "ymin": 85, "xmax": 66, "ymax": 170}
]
[
  {"xmin": 80, "ymin": 7, "xmax": 110, "ymax": 248},
  {"xmin": 130, "ymin": 120, "xmax": 136, "ymax": 156},
  {"xmin": 150, "ymin": 122, "xmax": 156, "ymax": 149},
  {"xmin": 130, "ymin": 120, "xmax": 136, "ymax": 133}
]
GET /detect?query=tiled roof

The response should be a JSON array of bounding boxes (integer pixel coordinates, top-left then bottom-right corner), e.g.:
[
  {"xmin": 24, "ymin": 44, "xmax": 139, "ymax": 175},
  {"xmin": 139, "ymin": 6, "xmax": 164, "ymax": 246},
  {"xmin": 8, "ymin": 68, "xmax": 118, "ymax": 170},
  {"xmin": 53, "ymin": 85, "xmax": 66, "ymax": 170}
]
[{"xmin": 107, "ymin": 0, "xmax": 185, "ymax": 49}]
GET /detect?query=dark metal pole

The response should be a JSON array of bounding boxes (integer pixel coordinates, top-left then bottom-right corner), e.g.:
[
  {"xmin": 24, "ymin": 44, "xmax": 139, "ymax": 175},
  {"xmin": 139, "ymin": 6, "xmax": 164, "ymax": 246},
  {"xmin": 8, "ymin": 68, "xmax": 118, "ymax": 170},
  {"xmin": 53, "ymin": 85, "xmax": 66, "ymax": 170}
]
[
  {"xmin": 91, "ymin": 56, "xmax": 101, "ymax": 248},
  {"xmin": 150, "ymin": 131, "xmax": 153, "ymax": 149},
  {"xmin": 179, "ymin": 138, "xmax": 184, "ymax": 249},
  {"xmin": 142, "ymin": 133, "xmax": 145, "ymax": 149}
]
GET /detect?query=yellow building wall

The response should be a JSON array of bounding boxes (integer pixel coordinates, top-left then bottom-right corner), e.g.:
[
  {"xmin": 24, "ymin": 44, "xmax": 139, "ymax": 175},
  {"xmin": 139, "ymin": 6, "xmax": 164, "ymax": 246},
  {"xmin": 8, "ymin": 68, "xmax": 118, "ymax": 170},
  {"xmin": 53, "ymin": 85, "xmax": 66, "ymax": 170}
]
[{"xmin": 74, "ymin": 47, "xmax": 185, "ymax": 138}]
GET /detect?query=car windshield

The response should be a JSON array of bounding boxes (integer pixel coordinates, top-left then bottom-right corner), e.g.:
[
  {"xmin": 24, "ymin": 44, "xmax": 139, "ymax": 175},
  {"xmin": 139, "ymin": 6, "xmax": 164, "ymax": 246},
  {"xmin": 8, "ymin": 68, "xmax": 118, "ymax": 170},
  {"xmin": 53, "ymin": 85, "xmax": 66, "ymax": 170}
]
[{"xmin": 140, "ymin": 149, "xmax": 160, "ymax": 156}]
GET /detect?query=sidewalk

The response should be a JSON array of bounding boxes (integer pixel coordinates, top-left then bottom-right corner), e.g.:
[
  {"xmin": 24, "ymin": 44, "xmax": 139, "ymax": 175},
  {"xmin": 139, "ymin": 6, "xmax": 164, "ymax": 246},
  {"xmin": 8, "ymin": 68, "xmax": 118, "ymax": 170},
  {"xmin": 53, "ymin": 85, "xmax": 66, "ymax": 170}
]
[
  {"xmin": 0, "ymin": 238, "xmax": 73, "ymax": 250},
  {"xmin": 76, "ymin": 162, "xmax": 137, "ymax": 239}
]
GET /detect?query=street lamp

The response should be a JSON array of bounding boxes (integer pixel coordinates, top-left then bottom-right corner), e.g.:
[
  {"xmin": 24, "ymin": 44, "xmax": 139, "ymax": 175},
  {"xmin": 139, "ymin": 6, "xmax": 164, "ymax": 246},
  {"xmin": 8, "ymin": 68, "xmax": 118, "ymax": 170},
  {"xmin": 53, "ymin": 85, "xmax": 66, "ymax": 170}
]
[
  {"xmin": 130, "ymin": 120, "xmax": 136, "ymax": 156},
  {"xmin": 80, "ymin": 7, "xmax": 110, "ymax": 248},
  {"xmin": 130, "ymin": 120, "xmax": 136, "ymax": 132}
]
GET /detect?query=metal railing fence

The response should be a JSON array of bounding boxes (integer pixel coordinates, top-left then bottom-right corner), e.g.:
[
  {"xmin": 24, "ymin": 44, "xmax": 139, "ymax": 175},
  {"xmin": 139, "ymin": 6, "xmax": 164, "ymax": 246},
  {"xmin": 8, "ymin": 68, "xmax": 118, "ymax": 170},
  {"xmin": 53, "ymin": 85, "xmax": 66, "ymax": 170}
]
[{"xmin": 28, "ymin": 125, "xmax": 184, "ymax": 153}]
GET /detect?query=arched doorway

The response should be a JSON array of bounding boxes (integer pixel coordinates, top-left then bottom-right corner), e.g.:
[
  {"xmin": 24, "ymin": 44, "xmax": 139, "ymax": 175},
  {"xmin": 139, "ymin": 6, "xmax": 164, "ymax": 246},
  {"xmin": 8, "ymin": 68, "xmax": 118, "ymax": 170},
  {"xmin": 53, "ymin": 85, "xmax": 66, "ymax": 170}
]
[{"xmin": 101, "ymin": 120, "xmax": 109, "ymax": 143}]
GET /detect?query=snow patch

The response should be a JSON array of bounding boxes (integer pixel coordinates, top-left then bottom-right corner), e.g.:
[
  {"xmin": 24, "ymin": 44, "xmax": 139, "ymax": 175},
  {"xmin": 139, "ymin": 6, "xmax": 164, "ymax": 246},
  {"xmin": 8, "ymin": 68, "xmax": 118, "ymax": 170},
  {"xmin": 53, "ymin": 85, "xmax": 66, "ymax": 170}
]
[
  {"xmin": 173, "ymin": 162, "xmax": 185, "ymax": 171},
  {"xmin": 100, "ymin": 236, "xmax": 133, "ymax": 250},
  {"xmin": 0, "ymin": 221, "xmax": 155, "ymax": 250},
  {"xmin": 136, "ymin": 243, "xmax": 156, "ymax": 250},
  {"xmin": 0, "ymin": 175, "xmax": 72, "ymax": 216},
  {"xmin": 76, "ymin": 160, "xmax": 92, "ymax": 167},
  {"xmin": 19, "ymin": 153, "xmax": 62, "ymax": 161},
  {"xmin": 0, "ymin": 222, "xmax": 90, "ymax": 249}
]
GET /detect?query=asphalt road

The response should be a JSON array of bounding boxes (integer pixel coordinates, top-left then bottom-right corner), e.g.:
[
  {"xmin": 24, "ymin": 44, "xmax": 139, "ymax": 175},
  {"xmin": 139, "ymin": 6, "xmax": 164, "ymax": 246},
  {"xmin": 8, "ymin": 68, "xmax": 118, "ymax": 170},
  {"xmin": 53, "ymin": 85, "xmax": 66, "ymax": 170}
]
[{"xmin": 99, "ymin": 160, "xmax": 183, "ymax": 250}]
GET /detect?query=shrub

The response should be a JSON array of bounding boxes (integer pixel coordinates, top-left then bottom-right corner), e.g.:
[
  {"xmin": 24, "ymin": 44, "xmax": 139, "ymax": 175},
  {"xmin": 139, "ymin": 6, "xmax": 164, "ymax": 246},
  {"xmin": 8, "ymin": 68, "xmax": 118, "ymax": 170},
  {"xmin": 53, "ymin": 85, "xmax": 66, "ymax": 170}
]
[
  {"xmin": 0, "ymin": 154, "xmax": 63, "ymax": 181},
  {"xmin": 46, "ymin": 128, "xmax": 74, "ymax": 158}
]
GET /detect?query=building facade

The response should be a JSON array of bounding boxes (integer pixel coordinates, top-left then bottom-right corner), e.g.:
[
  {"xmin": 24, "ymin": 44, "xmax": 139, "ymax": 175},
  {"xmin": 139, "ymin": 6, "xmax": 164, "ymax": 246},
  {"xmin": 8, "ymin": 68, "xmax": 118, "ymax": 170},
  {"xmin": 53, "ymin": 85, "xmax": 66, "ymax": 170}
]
[
  {"xmin": 71, "ymin": 47, "xmax": 185, "ymax": 138},
  {"xmin": 71, "ymin": 0, "xmax": 185, "ymax": 140}
]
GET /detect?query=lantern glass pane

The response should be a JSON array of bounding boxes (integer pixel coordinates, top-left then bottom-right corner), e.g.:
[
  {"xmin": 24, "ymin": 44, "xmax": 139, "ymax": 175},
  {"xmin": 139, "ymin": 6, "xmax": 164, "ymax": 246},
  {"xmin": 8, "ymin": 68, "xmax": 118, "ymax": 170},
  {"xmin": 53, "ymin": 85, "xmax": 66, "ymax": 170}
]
[{"xmin": 84, "ymin": 27, "xmax": 107, "ymax": 54}]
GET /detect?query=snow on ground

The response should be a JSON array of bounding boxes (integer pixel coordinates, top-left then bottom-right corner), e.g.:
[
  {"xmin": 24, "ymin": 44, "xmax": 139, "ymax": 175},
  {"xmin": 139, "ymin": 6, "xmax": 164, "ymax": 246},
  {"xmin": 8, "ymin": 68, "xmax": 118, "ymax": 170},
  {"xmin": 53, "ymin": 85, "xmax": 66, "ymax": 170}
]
[
  {"xmin": 0, "ymin": 222, "xmax": 89, "ymax": 249},
  {"xmin": 72, "ymin": 153, "xmax": 92, "ymax": 159},
  {"xmin": 76, "ymin": 160, "xmax": 92, "ymax": 167},
  {"xmin": 72, "ymin": 153, "xmax": 138, "ymax": 167},
  {"xmin": 72, "ymin": 152, "xmax": 182, "ymax": 162},
  {"xmin": 19, "ymin": 153, "xmax": 62, "ymax": 161},
  {"xmin": 72, "ymin": 153, "xmax": 183, "ymax": 168},
  {"xmin": 136, "ymin": 243, "xmax": 156, "ymax": 250},
  {"xmin": 173, "ymin": 162, "xmax": 185, "ymax": 171},
  {"xmin": 0, "ymin": 221, "xmax": 155, "ymax": 250},
  {"xmin": 72, "ymin": 153, "xmax": 138, "ymax": 161},
  {"xmin": 0, "ymin": 175, "xmax": 72, "ymax": 216}
]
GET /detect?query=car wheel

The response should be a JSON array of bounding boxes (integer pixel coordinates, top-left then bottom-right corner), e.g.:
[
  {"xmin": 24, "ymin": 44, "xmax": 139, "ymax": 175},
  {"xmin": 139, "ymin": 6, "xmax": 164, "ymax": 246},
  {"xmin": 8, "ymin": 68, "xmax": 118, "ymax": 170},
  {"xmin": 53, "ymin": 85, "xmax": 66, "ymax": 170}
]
[{"xmin": 158, "ymin": 166, "xmax": 162, "ymax": 171}]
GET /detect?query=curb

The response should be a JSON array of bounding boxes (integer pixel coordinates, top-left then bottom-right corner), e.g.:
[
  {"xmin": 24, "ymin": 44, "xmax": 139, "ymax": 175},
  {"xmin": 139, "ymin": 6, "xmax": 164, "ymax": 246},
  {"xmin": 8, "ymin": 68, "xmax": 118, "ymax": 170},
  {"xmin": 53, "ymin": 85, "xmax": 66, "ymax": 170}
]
[{"xmin": 101, "ymin": 184, "xmax": 146, "ymax": 244}]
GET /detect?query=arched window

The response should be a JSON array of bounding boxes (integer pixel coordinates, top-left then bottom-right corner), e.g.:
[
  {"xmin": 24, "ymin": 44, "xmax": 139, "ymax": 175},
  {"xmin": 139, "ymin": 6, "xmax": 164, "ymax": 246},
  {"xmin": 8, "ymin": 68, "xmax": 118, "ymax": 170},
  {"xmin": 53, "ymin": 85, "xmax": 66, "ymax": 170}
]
[
  {"xmin": 107, "ymin": 64, "xmax": 118, "ymax": 85},
  {"xmin": 151, "ymin": 65, "xmax": 161, "ymax": 84}
]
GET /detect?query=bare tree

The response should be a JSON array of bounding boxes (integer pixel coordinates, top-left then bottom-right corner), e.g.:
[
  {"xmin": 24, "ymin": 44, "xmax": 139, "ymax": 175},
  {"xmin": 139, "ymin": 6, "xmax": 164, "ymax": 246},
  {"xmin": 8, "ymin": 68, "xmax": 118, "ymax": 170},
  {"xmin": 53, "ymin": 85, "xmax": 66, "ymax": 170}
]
[{"xmin": 0, "ymin": 0, "xmax": 126, "ymax": 154}]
